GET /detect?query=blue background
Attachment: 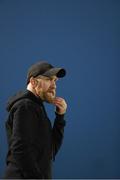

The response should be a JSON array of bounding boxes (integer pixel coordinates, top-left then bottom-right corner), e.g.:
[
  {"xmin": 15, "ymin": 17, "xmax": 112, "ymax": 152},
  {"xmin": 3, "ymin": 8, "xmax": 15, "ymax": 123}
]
[{"xmin": 0, "ymin": 0, "xmax": 120, "ymax": 178}]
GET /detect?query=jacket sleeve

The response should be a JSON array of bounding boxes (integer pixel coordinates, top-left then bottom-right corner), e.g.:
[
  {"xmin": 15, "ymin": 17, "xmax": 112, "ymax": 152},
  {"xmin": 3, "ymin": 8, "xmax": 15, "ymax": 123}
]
[
  {"xmin": 52, "ymin": 112, "xmax": 66, "ymax": 160},
  {"xmin": 11, "ymin": 102, "xmax": 43, "ymax": 178}
]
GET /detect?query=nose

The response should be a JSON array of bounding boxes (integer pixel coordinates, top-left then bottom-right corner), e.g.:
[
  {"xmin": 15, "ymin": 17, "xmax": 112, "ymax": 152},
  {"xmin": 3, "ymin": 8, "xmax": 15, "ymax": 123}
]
[{"xmin": 51, "ymin": 80, "xmax": 56, "ymax": 89}]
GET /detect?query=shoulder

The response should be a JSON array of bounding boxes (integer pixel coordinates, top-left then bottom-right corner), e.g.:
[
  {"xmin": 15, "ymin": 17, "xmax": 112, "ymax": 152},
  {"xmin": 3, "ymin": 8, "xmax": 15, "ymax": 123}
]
[{"xmin": 11, "ymin": 98, "xmax": 42, "ymax": 113}]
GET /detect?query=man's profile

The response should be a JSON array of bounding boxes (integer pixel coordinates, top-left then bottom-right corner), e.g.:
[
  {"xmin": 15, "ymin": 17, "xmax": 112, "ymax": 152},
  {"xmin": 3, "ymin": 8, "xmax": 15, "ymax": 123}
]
[{"xmin": 4, "ymin": 61, "xmax": 67, "ymax": 179}]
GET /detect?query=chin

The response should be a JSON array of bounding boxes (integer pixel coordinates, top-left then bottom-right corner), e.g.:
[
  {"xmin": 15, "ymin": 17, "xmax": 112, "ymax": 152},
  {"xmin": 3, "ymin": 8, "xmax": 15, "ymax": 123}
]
[
  {"xmin": 45, "ymin": 95, "xmax": 55, "ymax": 103},
  {"xmin": 43, "ymin": 91, "xmax": 56, "ymax": 103}
]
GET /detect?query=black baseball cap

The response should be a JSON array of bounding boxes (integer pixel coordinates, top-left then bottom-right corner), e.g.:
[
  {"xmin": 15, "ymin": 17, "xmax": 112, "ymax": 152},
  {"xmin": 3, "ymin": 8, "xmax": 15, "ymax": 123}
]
[{"xmin": 27, "ymin": 61, "xmax": 66, "ymax": 84}]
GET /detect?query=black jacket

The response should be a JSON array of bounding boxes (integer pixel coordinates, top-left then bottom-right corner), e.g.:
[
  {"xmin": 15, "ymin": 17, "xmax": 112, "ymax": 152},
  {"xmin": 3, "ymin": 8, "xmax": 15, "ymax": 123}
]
[{"xmin": 5, "ymin": 90, "xmax": 66, "ymax": 179}]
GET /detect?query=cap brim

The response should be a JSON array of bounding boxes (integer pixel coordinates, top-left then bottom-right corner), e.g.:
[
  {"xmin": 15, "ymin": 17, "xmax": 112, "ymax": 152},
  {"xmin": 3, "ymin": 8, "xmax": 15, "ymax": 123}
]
[{"xmin": 43, "ymin": 68, "xmax": 66, "ymax": 78}]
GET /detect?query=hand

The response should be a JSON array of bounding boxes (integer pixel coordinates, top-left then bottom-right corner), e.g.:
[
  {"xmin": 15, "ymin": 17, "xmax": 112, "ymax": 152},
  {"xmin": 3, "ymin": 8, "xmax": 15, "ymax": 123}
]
[{"xmin": 53, "ymin": 97, "xmax": 67, "ymax": 115}]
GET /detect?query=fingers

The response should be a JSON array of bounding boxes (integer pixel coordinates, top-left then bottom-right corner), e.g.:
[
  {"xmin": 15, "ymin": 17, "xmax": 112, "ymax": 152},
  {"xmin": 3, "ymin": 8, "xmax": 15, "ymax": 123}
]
[
  {"xmin": 54, "ymin": 101, "xmax": 64, "ymax": 108},
  {"xmin": 53, "ymin": 97, "xmax": 67, "ymax": 115},
  {"xmin": 54, "ymin": 98, "xmax": 67, "ymax": 108},
  {"xmin": 55, "ymin": 97, "xmax": 64, "ymax": 101}
]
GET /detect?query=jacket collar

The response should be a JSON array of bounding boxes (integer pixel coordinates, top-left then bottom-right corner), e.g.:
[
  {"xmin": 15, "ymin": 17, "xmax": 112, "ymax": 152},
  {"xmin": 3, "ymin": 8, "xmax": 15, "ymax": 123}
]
[{"xmin": 26, "ymin": 90, "xmax": 44, "ymax": 106}]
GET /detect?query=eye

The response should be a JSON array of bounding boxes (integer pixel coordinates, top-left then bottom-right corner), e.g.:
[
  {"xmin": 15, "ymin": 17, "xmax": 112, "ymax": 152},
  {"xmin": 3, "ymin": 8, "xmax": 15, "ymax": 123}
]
[
  {"xmin": 45, "ymin": 77, "xmax": 51, "ymax": 81},
  {"xmin": 54, "ymin": 79, "xmax": 58, "ymax": 82}
]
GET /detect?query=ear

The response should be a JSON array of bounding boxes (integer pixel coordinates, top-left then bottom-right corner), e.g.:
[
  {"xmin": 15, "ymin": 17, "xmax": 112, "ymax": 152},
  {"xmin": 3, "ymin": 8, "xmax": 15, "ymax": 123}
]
[{"xmin": 30, "ymin": 77, "xmax": 38, "ymax": 88}]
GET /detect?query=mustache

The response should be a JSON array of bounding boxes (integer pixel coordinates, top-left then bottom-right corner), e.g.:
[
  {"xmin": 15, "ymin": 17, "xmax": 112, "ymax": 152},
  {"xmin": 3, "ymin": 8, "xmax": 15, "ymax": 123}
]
[{"xmin": 47, "ymin": 88, "xmax": 56, "ymax": 93}]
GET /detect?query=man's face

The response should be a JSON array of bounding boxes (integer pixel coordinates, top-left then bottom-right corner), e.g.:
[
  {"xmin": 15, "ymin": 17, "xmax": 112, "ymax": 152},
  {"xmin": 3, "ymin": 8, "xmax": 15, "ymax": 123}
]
[{"xmin": 35, "ymin": 75, "xmax": 58, "ymax": 103}]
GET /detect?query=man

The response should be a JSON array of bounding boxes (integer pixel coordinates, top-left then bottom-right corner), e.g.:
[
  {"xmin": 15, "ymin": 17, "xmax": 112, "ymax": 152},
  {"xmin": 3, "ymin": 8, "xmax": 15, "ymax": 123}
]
[{"xmin": 4, "ymin": 61, "xmax": 67, "ymax": 179}]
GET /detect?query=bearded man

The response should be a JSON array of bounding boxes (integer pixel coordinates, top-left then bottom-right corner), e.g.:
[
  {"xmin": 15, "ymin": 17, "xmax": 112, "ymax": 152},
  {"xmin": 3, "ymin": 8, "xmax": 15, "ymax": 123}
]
[{"xmin": 4, "ymin": 61, "xmax": 67, "ymax": 179}]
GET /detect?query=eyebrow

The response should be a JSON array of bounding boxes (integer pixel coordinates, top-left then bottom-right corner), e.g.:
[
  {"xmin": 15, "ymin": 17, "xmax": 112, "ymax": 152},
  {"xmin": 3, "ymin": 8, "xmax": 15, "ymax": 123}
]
[
  {"xmin": 49, "ymin": 76, "xmax": 58, "ymax": 81},
  {"xmin": 36, "ymin": 75, "xmax": 58, "ymax": 81}
]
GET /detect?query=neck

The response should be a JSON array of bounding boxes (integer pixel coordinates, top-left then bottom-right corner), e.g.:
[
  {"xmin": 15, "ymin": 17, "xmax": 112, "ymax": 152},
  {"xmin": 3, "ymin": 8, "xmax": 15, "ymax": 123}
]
[
  {"xmin": 27, "ymin": 86, "xmax": 36, "ymax": 96},
  {"xmin": 27, "ymin": 84, "xmax": 43, "ymax": 100}
]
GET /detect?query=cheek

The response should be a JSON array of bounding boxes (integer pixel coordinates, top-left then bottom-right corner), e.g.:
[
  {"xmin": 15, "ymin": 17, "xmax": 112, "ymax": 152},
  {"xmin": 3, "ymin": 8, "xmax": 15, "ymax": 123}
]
[
  {"xmin": 35, "ymin": 81, "xmax": 42, "ymax": 92},
  {"xmin": 41, "ymin": 82, "xmax": 50, "ymax": 91}
]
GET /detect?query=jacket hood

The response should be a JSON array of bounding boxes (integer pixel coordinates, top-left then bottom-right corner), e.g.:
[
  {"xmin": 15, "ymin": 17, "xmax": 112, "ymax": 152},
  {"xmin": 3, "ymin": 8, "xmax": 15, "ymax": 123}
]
[{"xmin": 6, "ymin": 90, "xmax": 43, "ymax": 112}]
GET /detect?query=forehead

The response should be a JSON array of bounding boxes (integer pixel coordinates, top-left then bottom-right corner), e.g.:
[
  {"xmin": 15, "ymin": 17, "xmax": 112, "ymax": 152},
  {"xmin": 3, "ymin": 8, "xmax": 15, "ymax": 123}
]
[
  {"xmin": 49, "ymin": 75, "xmax": 58, "ymax": 80},
  {"xmin": 36, "ymin": 75, "xmax": 58, "ymax": 80}
]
